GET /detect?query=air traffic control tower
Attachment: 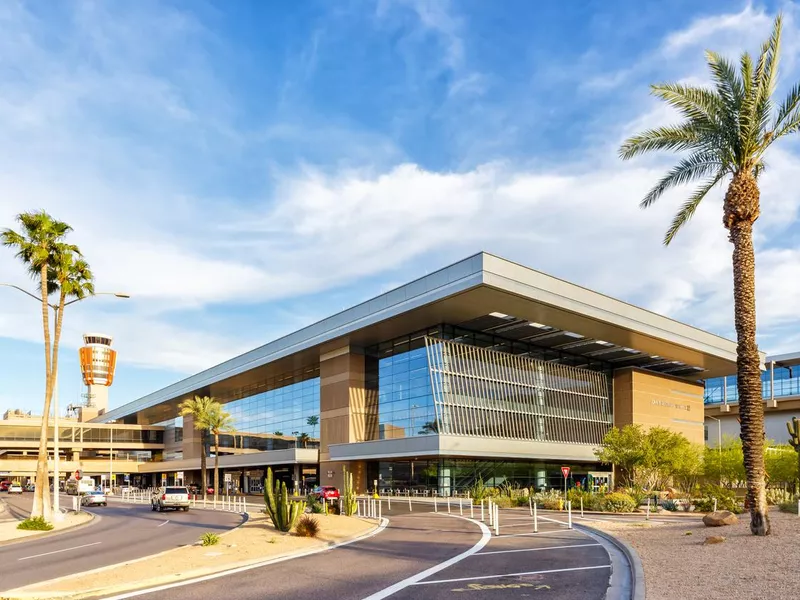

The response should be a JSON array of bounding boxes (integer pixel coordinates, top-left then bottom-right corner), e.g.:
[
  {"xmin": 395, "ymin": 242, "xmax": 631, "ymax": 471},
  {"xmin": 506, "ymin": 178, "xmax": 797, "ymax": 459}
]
[{"xmin": 77, "ymin": 333, "xmax": 118, "ymax": 422}]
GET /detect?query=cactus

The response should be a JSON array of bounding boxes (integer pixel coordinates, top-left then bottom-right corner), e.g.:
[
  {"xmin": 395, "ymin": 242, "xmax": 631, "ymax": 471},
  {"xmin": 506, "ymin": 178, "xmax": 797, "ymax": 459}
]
[
  {"xmin": 342, "ymin": 466, "xmax": 357, "ymax": 516},
  {"xmin": 788, "ymin": 417, "xmax": 800, "ymax": 489},
  {"xmin": 263, "ymin": 467, "xmax": 305, "ymax": 532}
]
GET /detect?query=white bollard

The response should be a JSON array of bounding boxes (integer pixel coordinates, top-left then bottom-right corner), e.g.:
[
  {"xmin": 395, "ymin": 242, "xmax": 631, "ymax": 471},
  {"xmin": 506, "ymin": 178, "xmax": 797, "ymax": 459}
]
[
  {"xmin": 529, "ymin": 495, "xmax": 533, "ymax": 516},
  {"xmin": 408, "ymin": 495, "xmax": 412, "ymax": 512},
  {"xmin": 388, "ymin": 496, "xmax": 391, "ymax": 510},
  {"xmin": 434, "ymin": 497, "xmax": 438, "ymax": 513},
  {"xmin": 357, "ymin": 499, "xmax": 361, "ymax": 517},
  {"xmin": 647, "ymin": 498, "xmax": 651, "ymax": 521},
  {"xmin": 488, "ymin": 500, "xmax": 493, "ymax": 526},
  {"xmin": 581, "ymin": 497, "xmax": 584, "ymax": 518},
  {"xmin": 459, "ymin": 497, "xmax": 463, "ymax": 516},
  {"xmin": 481, "ymin": 499, "xmax": 485, "ymax": 522},
  {"xmin": 378, "ymin": 500, "xmax": 382, "ymax": 520},
  {"xmin": 567, "ymin": 500, "xmax": 573, "ymax": 529},
  {"xmin": 713, "ymin": 498, "xmax": 718, "ymax": 513},
  {"xmin": 494, "ymin": 503, "xmax": 499, "ymax": 536},
  {"xmin": 447, "ymin": 496, "xmax": 451, "ymax": 514},
  {"xmin": 470, "ymin": 499, "xmax": 474, "ymax": 519},
  {"xmin": 534, "ymin": 502, "xmax": 538, "ymax": 533}
]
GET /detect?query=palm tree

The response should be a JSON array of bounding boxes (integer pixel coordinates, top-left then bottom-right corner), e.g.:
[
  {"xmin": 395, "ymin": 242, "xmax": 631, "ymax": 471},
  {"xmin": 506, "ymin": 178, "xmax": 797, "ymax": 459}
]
[
  {"xmin": 178, "ymin": 395, "xmax": 215, "ymax": 501},
  {"xmin": 297, "ymin": 432, "xmax": 311, "ymax": 448},
  {"xmin": 306, "ymin": 415, "xmax": 319, "ymax": 440},
  {"xmin": 1, "ymin": 211, "xmax": 83, "ymax": 520},
  {"xmin": 206, "ymin": 402, "xmax": 235, "ymax": 504},
  {"xmin": 619, "ymin": 15, "xmax": 799, "ymax": 535}
]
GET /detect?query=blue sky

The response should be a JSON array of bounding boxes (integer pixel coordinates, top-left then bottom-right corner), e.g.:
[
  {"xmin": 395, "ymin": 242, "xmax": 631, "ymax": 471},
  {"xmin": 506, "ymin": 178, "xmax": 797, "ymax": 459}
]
[{"xmin": 2, "ymin": 0, "xmax": 800, "ymax": 416}]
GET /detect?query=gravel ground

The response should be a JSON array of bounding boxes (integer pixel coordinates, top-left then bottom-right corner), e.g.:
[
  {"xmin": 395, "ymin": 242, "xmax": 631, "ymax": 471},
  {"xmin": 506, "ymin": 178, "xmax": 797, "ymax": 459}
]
[{"xmin": 593, "ymin": 510, "xmax": 799, "ymax": 600}]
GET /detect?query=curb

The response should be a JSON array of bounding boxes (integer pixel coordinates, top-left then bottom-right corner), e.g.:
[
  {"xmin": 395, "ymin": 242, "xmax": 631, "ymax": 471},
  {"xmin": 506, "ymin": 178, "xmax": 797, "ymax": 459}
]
[
  {"xmin": 5, "ymin": 515, "xmax": 385, "ymax": 600},
  {"xmin": 0, "ymin": 511, "xmax": 96, "ymax": 549},
  {"xmin": 574, "ymin": 522, "xmax": 645, "ymax": 600}
]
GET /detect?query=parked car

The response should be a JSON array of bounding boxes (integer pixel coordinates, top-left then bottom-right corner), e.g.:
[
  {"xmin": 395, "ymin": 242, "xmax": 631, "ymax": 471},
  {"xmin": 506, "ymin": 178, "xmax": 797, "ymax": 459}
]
[
  {"xmin": 0, "ymin": 480, "xmax": 10, "ymax": 492},
  {"xmin": 309, "ymin": 486, "xmax": 340, "ymax": 501},
  {"xmin": 81, "ymin": 490, "xmax": 107, "ymax": 507},
  {"xmin": 24, "ymin": 483, "xmax": 35, "ymax": 492},
  {"xmin": 152, "ymin": 486, "xmax": 190, "ymax": 512},
  {"xmin": 8, "ymin": 482, "xmax": 23, "ymax": 494}
]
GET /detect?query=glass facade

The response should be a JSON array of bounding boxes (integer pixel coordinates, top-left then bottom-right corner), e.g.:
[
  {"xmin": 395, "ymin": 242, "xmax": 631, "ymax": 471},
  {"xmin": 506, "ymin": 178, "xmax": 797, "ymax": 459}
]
[
  {"xmin": 216, "ymin": 377, "xmax": 321, "ymax": 452},
  {"xmin": 0, "ymin": 425, "xmax": 163, "ymax": 444},
  {"xmin": 368, "ymin": 325, "xmax": 613, "ymax": 444},
  {"xmin": 369, "ymin": 459, "xmax": 611, "ymax": 495},
  {"xmin": 705, "ymin": 366, "xmax": 800, "ymax": 404}
]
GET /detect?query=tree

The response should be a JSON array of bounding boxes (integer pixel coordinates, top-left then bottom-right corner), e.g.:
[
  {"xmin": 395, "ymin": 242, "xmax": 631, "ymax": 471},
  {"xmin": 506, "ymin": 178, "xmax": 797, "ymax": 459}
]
[
  {"xmin": 704, "ymin": 436, "xmax": 746, "ymax": 488},
  {"xmin": 619, "ymin": 15, "xmax": 799, "ymax": 535},
  {"xmin": 1, "ymin": 211, "xmax": 88, "ymax": 520},
  {"xmin": 764, "ymin": 443, "xmax": 798, "ymax": 488},
  {"xmin": 206, "ymin": 402, "xmax": 235, "ymax": 503},
  {"xmin": 594, "ymin": 424, "xmax": 648, "ymax": 487},
  {"xmin": 179, "ymin": 395, "xmax": 216, "ymax": 501},
  {"xmin": 297, "ymin": 432, "xmax": 311, "ymax": 448},
  {"xmin": 306, "ymin": 415, "xmax": 319, "ymax": 439}
]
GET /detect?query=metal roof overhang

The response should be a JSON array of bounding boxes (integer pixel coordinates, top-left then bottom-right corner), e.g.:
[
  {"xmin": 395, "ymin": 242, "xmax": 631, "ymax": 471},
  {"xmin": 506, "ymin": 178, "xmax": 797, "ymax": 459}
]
[{"xmin": 97, "ymin": 252, "xmax": 745, "ymax": 424}]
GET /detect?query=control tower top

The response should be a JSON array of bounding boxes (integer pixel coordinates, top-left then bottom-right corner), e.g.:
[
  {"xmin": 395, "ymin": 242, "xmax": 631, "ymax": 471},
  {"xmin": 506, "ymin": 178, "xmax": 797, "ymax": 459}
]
[{"xmin": 83, "ymin": 333, "xmax": 113, "ymax": 347}]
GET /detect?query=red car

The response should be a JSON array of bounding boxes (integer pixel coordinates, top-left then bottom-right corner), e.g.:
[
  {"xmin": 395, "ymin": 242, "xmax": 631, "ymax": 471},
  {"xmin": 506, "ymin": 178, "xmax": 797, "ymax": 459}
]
[
  {"xmin": 0, "ymin": 480, "xmax": 11, "ymax": 492},
  {"xmin": 310, "ymin": 486, "xmax": 340, "ymax": 501}
]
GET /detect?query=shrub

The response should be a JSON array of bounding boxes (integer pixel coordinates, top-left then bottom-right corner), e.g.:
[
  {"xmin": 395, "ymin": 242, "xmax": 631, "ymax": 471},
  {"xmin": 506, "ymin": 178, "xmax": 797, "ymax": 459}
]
[
  {"xmin": 693, "ymin": 484, "xmax": 741, "ymax": 514},
  {"xmin": 17, "ymin": 516, "xmax": 54, "ymax": 531},
  {"xmin": 490, "ymin": 496, "xmax": 514, "ymax": 508},
  {"xmin": 200, "ymin": 532, "xmax": 220, "ymax": 546},
  {"xmin": 662, "ymin": 499, "xmax": 680, "ymax": 512},
  {"xmin": 621, "ymin": 486, "xmax": 648, "ymax": 507},
  {"xmin": 602, "ymin": 492, "xmax": 637, "ymax": 513},
  {"xmin": 778, "ymin": 499, "xmax": 799, "ymax": 514},
  {"xmin": 513, "ymin": 495, "xmax": 531, "ymax": 507},
  {"xmin": 294, "ymin": 514, "xmax": 320, "ymax": 538},
  {"xmin": 469, "ymin": 478, "xmax": 488, "ymax": 504},
  {"xmin": 766, "ymin": 488, "xmax": 793, "ymax": 506},
  {"xmin": 567, "ymin": 489, "xmax": 603, "ymax": 511},
  {"xmin": 307, "ymin": 497, "xmax": 325, "ymax": 514},
  {"xmin": 532, "ymin": 489, "xmax": 564, "ymax": 510}
]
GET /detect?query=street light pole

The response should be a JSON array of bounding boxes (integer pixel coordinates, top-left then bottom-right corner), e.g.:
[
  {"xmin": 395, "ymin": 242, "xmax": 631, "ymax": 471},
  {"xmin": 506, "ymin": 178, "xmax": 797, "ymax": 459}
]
[
  {"xmin": 707, "ymin": 415, "xmax": 723, "ymax": 486},
  {"xmin": 0, "ymin": 284, "xmax": 129, "ymax": 519}
]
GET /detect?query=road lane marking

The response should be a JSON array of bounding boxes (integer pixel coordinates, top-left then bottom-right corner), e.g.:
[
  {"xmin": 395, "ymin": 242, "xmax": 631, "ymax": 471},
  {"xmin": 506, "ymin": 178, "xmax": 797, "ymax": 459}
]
[
  {"xmin": 497, "ymin": 530, "xmax": 584, "ymax": 538},
  {"xmin": 18, "ymin": 542, "xmax": 102, "ymax": 561},
  {"xmin": 361, "ymin": 515, "xmax": 491, "ymax": 600},
  {"xmin": 414, "ymin": 563, "xmax": 612, "ymax": 585},
  {"xmin": 452, "ymin": 583, "xmax": 551, "ymax": 592},
  {"xmin": 475, "ymin": 543, "xmax": 601, "ymax": 555},
  {"xmin": 157, "ymin": 520, "xmax": 170, "ymax": 527}
]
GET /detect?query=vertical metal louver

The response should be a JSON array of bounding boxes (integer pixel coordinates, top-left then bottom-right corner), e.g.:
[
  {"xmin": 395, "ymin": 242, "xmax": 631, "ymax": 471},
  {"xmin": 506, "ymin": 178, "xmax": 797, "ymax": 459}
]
[{"xmin": 424, "ymin": 336, "xmax": 612, "ymax": 444}]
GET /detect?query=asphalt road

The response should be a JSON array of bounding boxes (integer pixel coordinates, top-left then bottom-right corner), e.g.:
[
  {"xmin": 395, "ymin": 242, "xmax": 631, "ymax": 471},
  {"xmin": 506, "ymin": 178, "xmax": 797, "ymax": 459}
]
[
  {"xmin": 0, "ymin": 492, "xmax": 243, "ymax": 592},
  {"xmin": 119, "ymin": 504, "xmax": 618, "ymax": 600}
]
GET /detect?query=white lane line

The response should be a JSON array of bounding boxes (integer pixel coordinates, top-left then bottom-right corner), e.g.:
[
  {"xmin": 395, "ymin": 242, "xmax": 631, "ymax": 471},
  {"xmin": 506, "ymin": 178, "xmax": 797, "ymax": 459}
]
[
  {"xmin": 18, "ymin": 542, "xmax": 102, "ymax": 561},
  {"xmin": 361, "ymin": 515, "xmax": 492, "ymax": 600},
  {"xmin": 157, "ymin": 520, "xmax": 170, "ymax": 527},
  {"xmin": 476, "ymin": 543, "xmax": 601, "ymax": 556},
  {"xmin": 496, "ymin": 530, "xmax": 584, "ymax": 539},
  {"xmin": 413, "ymin": 564, "xmax": 612, "ymax": 585}
]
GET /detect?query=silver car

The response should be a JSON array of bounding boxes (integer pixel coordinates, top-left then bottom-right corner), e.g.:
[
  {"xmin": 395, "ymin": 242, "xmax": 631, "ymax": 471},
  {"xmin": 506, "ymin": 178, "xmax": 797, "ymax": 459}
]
[
  {"xmin": 81, "ymin": 490, "xmax": 107, "ymax": 507},
  {"xmin": 152, "ymin": 486, "xmax": 190, "ymax": 512}
]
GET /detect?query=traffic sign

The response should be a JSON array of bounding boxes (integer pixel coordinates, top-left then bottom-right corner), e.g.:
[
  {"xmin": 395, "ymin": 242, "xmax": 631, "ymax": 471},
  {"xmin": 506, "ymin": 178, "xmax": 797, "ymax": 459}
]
[{"xmin": 561, "ymin": 466, "xmax": 570, "ymax": 479}]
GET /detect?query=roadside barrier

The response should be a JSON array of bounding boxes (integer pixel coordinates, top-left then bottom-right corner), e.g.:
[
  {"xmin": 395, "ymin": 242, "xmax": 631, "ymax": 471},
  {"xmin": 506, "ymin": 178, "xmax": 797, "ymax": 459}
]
[{"xmin": 533, "ymin": 501, "xmax": 538, "ymax": 533}]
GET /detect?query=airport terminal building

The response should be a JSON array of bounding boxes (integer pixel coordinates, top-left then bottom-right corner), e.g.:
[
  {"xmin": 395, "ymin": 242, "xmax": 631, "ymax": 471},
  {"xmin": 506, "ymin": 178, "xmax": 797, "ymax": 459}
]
[{"xmin": 1, "ymin": 253, "xmax": 748, "ymax": 494}]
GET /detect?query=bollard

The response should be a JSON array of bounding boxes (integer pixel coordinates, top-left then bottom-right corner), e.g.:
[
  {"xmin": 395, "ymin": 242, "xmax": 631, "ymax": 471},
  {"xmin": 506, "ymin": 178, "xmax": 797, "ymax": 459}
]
[
  {"xmin": 388, "ymin": 496, "xmax": 391, "ymax": 511},
  {"xmin": 494, "ymin": 503, "xmax": 499, "ymax": 536},
  {"xmin": 488, "ymin": 500, "xmax": 493, "ymax": 526},
  {"xmin": 534, "ymin": 502, "xmax": 538, "ymax": 533},
  {"xmin": 481, "ymin": 499, "xmax": 485, "ymax": 522},
  {"xmin": 378, "ymin": 500, "xmax": 382, "ymax": 520},
  {"xmin": 447, "ymin": 496, "xmax": 451, "ymax": 514},
  {"xmin": 434, "ymin": 497, "xmax": 438, "ymax": 513},
  {"xmin": 470, "ymin": 499, "xmax": 474, "ymax": 519},
  {"xmin": 459, "ymin": 497, "xmax": 463, "ymax": 516},
  {"xmin": 647, "ymin": 499, "xmax": 651, "ymax": 521},
  {"xmin": 357, "ymin": 499, "xmax": 361, "ymax": 517},
  {"xmin": 567, "ymin": 500, "xmax": 573, "ymax": 529},
  {"xmin": 408, "ymin": 495, "xmax": 412, "ymax": 512},
  {"xmin": 581, "ymin": 497, "xmax": 584, "ymax": 518},
  {"xmin": 797, "ymin": 498, "xmax": 799, "ymax": 516},
  {"xmin": 713, "ymin": 498, "xmax": 718, "ymax": 513},
  {"xmin": 529, "ymin": 495, "xmax": 533, "ymax": 516}
]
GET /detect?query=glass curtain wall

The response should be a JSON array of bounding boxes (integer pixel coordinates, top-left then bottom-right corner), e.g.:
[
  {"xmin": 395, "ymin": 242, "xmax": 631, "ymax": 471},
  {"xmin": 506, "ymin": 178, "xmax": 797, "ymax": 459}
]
[{"xmin": 705, "ymin": 366, "xmax": 800, "ymax": 404}]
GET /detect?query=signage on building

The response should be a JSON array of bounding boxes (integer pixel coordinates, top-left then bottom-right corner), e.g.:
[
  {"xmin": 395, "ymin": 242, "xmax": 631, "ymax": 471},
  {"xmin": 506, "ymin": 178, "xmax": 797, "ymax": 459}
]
[
  {"xmin": 561, "ymin": 466, "xmax": 570, "ymax": 479},
  {"xmin": 651, "ymin": 398, "xmax": 691, "ymax": 411},
  {"xmin": 177, "ymin": 471, "xmax": 184, "ymax": 480}
]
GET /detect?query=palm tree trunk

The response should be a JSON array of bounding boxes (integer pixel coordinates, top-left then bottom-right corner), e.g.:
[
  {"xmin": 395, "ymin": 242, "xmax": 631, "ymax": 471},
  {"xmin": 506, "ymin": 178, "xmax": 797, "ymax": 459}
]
[
  {"xmin": 214, "ymin": 432, "xmax": 219, "ymax": 504},
  {"xmin": 201, "ymin": 430, "xmax": 207, "ymax": 502},
  {"xmin": 729, "ymin": 214, "xmax": 770, "ymax": 535},
  {"xmin": 32, "ymin": 262, "xmax": 53, "ymax": 521},
  {"xmin": 49, "ymin": 298, "xmax": 66, "ymax": 507}
]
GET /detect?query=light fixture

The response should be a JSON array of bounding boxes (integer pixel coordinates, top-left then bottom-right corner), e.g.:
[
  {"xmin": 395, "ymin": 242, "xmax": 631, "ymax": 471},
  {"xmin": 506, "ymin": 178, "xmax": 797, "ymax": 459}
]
[
  {"xmin": 528, "ymin": 322, "xmax": 547, "ymax": 329},
  {"xmin": 489, "ymin": 312, "xmax": 509, "ymax": 319},
  {"xmin": 595, "ymin": 340, "xmax": 614, "ymax": 346},
  {"xmin": 563, "ymin": 332, "xmax": 583, "ymax": 338}
]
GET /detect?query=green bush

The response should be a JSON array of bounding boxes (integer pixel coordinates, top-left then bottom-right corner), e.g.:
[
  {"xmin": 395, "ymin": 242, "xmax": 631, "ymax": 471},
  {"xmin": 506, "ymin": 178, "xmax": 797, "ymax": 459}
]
[
  {"xmin": 513, "ymin": 495, "xmax": 531, "ymax": 507},
  {"xmin": 621, "ymin": 486, "xmax": 648, "ymax": 507},
  {"xmin": 294, "ymin": 514, "xmax": 320, "ymax": 538},
  {"xmin": 17, "ymin": 516, "xmax": 54, "ymax": 531},
  {"xmin": 778, "ymin": 499, "xmax": 799, "ymax": 514},
  {"xmin": 532, "ymin": 489, "xmax": 564, "ymax": 510},
  {"xmin": 693, "ymin": 484, "xmax": 741, "ymax": 514},
  {"xmin": 766, "ymin": 487, "xmax": 793, "ymax": 506},
  {"xmin": 567, "ymin": 489, "xmax": 603, "ymax": 511},
  {"xmin": 200, "ymin": 532, "xmax": 220, "ymax": 546},
  {"xmin": 307, "ymin": 496, "xmax": 325, "ymax": 514},
  {"xmin": 602, "ymin": 492, "xmax": 638, "ymax": 513},
  {"xmin": 490, "ymin": 496, "xmax": 515, "ymax": 508},
  {"xmin": 662, "ymin": 499, "xmax": 680, "ymax": 512},
  {"xmin": 468, "ymin": 478, "xmax": 488, "ymax": 503}
]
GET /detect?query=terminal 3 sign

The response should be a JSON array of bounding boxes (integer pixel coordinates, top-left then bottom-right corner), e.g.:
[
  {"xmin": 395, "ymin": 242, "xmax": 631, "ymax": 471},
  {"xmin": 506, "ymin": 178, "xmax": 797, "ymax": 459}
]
[{"xmin": 651, "ymin": 398, "xmax": 691, "ymax": 412}]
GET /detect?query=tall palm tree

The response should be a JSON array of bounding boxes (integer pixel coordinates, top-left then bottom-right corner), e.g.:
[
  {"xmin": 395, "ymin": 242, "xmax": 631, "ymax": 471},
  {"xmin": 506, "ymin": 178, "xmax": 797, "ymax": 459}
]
[
  {"xmin": 306, "ymin": 415, "xmax": 319, "ymax": 440},
  {"xmin": 206, "ymin": 402, "xmax": 235, "ymax": 503},
  {"xmin": 1, "ymin": 211, "xmax": 82, "ymax": 520},
  {"xmin": 619, "ymin": 15, "xmax": 800, "ymax": 535},
  {"xmin": 297, "ymin": 432, "xmax": 311, "ymax": 448},
  {"xmin": 178, "ymin": 395, "xmax": 215, "ymax": 501}
]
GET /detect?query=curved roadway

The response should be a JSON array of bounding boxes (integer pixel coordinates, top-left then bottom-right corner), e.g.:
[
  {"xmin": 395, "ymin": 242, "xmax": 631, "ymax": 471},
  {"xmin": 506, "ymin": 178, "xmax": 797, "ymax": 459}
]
[{"xmin": 0, "ymin": 492, "xmax": 243, "ymax": 592}]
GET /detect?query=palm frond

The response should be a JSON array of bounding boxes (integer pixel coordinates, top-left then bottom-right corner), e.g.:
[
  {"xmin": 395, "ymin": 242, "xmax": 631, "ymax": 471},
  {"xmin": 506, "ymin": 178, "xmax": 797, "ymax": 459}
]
[
  {"xmin": 640, "ymin": 153, "xmax": 722, "ymax": 208},
  {"xmin": 772, "ymin": 82, "xmax": 800, "ymax": 131},
  {"xmin": 650, "ymin": 83, "xmax": 724, "ymax": 125},
  {"xmin": 619, "ymin": 124, "xmax": 704, "ymax": 160},
  {"xmin": 773, "ymin": 108, "xmax": 800, "ymax": 140},
  {"xmin": 663, "ymin": 173, "xmax": 726, "ymax": 245}
]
